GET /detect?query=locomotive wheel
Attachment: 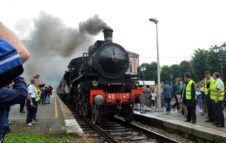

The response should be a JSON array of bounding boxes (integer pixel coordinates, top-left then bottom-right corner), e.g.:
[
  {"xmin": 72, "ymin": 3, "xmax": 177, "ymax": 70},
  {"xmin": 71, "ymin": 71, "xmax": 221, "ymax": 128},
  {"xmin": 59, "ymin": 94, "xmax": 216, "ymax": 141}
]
[
  {"xmin": 82, "ymin": 103, "xmax": 89, "ymax": 117},
  {"xmin": 92, "ymin": 104, "xmax": 101, "ymax": 124}
]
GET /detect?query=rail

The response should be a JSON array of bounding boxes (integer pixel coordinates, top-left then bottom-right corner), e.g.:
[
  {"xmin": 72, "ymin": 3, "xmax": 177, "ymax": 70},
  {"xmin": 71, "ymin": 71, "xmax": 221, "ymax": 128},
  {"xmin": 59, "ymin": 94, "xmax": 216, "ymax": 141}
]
[
  {"xmin": 114, "ymin": 116, "xmax": 180, "ymax": 143},
  {"xmin": 80, "ymin": 115, "xmax": 119, "ymax": 143}
]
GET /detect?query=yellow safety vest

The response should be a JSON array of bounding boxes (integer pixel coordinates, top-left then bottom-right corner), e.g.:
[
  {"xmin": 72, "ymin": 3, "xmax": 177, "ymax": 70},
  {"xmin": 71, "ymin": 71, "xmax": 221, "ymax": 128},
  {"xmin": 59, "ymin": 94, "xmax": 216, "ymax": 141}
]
[
  {"xmin": 34, "ymin": 86, "xmax": 41, "ymax": 102},
  {"xmin": 204, "ymin": 77, "xmax": 214, "ymax": 95},
  {"xmin": 210, "ymin": 79, "xmax": 225, "ymax": 101},
  {"xmin": 185, "ymin": 80, "xmax": 195, "ymax": 100}
]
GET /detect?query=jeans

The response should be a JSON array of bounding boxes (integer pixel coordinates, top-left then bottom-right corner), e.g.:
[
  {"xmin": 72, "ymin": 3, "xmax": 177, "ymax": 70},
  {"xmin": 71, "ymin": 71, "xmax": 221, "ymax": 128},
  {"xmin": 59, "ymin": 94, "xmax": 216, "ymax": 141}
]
[
  {"xmin": 41, "ymin": 94, "xmax": 46, "ymax": 104},
  {"xmin": 32, "ymin": 100, "xmax": 38, "ymax": 120},
  {"xmin": 197, "ymin": 94, "xmax": 203, "ymax": 110},
  {"xmin": 164, "ymin": 98, "xmax": 171, "ymax": 112},
  {"xmin": 46, "ymin": 95, "xmax": 50, "ymax": 104},
  {"xmin": 0, "ymin": 108, "xmax": 10, "ymax": 142},
  {"xmin": 26, "ymin": 98, "xmax": 38, "ymax": 122}
]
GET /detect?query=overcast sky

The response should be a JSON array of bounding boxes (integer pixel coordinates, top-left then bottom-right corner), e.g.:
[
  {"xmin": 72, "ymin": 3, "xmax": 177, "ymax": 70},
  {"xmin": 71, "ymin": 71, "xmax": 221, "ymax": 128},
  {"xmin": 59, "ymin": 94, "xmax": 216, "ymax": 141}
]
[{"xmin": 1, "ymin": 0, "xmax": 226, "ymax": 66}]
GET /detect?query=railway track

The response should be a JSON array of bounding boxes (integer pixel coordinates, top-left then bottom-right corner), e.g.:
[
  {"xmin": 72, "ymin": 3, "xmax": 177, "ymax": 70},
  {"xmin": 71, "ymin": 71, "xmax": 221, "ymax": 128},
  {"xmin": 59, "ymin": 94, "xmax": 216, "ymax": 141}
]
[
  {"xmin": 80, "ymin": 115, "xmax": 180, "ymax": 143},
  {"xmin": 63, "ymin": 98, "xmax": 179, "ymax": 143}
]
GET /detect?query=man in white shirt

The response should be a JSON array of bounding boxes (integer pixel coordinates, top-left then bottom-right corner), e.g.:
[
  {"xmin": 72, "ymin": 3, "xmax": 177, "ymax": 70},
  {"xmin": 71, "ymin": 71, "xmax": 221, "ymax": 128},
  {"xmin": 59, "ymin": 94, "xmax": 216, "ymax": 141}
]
[
  {"xmin": 26, "ymin": 78, "xmax": 39, "ymax": 126},
  {"xmin": 212, "ymin": 72, "xmax": 225, "ymax": 127}
]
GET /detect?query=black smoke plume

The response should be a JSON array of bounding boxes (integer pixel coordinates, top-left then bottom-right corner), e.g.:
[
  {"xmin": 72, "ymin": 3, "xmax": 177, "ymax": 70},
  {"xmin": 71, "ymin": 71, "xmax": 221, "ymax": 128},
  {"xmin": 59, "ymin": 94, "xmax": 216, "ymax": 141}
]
[{"xmin": 22, "ymin": 12, "xmax": 108, "ymax": 85}]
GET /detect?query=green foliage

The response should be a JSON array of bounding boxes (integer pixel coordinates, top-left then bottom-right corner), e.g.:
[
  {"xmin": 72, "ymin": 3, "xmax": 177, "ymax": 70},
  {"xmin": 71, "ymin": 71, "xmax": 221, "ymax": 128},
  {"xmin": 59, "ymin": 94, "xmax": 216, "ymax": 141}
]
[
  {"xmin": 5, "ymin": 133, "xmax": 85, "ymax": 143},
  {"xmin": 170, "ymin": 64, "xmax": 182, "ymax": 79},
  {"xmin": 140, "ymin": 62, "xmax": 157, "ymax": 82},
  {"xmin": 192, "ymin": 49, "xmax": 209, "ymax": 81},
  {"xmin": 160, "ymin": 65, "xmax": 172, "ymax": 83},
  {"xmin": 139, "ymin": 48, "xmax": 226, "ymax": 83}
]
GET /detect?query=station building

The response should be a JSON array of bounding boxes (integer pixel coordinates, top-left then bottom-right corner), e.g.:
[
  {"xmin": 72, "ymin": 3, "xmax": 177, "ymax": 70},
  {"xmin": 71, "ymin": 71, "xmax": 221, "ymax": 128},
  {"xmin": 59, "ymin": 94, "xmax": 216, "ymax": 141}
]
[{"xmin": 127, "ymin": 51, "xmax": 139, "ymax": 74}]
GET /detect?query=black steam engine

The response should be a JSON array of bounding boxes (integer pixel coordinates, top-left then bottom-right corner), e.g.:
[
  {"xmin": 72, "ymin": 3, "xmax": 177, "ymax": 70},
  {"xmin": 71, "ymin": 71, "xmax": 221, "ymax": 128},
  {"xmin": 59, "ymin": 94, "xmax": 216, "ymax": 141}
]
[{"xmin": 57, "ymin": 28, "xmax": 143, "ymax": 124}]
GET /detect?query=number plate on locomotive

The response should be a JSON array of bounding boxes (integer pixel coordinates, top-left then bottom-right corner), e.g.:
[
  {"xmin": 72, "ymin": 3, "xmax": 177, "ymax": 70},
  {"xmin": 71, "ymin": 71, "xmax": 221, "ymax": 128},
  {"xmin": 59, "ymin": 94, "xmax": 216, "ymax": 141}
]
[{"xmin": 107, "ymin": 93, "xmax": 130, "ymax": 100}]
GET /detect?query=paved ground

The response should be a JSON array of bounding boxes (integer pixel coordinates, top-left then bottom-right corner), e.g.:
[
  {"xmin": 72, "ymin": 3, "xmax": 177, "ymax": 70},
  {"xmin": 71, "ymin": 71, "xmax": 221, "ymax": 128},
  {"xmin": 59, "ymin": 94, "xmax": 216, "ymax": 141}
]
[
  {"xmin": 135, "ymin": 104, "xmax": 226, "ymax": 131},
  {"xmin": 134, "ymin": 104, "xmax": 226, "ymax": 142},
  {"xmin": 8, "ymin": 95, "xmax": 66, "ymax": 136}
]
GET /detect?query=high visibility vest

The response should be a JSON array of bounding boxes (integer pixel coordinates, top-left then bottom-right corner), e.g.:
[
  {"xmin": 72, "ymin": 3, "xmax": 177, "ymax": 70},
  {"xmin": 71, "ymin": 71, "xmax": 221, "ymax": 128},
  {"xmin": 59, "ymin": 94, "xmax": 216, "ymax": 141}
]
[
  {"xmin": 204, "ymin": 77, "xmax": 214, "ymax": 95},
  {"xmin": 185, "ymin": 80, "xmax": 195, "ymax": 100},
  {"xmin": 34, "ymin": 86, "xmax": 41, "ymax": 102},
  {"xmin": 210, "ymin": 79, "xmax": 224, "ymax": 101}
]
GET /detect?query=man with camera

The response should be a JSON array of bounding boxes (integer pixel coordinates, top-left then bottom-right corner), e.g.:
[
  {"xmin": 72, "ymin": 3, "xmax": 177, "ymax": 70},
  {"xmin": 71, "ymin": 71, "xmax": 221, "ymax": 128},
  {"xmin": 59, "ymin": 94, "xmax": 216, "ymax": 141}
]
[{"xmin": 0, "ymin": 22, "xmax": 30, "ymax": 143}]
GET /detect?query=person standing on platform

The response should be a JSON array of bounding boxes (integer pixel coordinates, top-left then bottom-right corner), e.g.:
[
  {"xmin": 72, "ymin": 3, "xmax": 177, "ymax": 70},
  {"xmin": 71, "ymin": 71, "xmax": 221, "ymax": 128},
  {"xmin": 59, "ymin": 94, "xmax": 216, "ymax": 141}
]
[
  {"xmin": 26, "ymin": 78, "xmax": 41, "ymax": 126},
  {"xmin": 163, "ymin": 81, "xmax": 173, "ymax": 114},
  {"xmin": 45, "ymin": 85, "xmax": 53, "ymax": 104},
  {"xmin": 196, "ymin": 83, "xmax": 204, "ymax": 115},
  {"xmin": 210, "ymin": 72, "xmax": 225, "ymax": 127},
  {"xmin": 204, "ymin": 71, "xmax": 214, "ymax": 122},
  {"xmin": 172, "ymin": 81, "xmax": 179, "ymax": 113},
  {"xmin": 151, "ymin": 88, "xmax": 157, "ymax": 108},
  {"xmin": 183, "ymin": 72, "xmax": 196, "ymax": 124}
]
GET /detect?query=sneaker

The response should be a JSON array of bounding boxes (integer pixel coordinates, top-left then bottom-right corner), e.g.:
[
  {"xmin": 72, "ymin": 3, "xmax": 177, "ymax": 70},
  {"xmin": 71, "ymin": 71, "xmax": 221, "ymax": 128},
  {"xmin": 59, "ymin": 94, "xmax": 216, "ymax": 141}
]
[
  {"xmin": 27, "ymin": 123, "xmax": 33, "ymax": 126},
  {"xmin": 32, "ymin": 120, "xmax": 38, "ymax": 124}
]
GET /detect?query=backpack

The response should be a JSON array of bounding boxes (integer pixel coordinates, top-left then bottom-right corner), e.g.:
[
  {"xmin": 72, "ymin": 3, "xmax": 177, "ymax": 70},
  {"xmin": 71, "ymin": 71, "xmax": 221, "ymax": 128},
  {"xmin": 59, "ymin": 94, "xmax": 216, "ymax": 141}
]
[{"xmin": 0, "ymin": 39, "xmax": 23, "ymax": 87}]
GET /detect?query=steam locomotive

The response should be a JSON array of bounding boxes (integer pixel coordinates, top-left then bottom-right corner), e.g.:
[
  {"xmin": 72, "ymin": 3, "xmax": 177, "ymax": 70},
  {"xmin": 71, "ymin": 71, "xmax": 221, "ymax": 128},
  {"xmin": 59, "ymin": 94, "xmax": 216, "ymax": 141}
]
[{"xmin": 57, "ymin": 28, "xmax": 143, "ymax": 124}]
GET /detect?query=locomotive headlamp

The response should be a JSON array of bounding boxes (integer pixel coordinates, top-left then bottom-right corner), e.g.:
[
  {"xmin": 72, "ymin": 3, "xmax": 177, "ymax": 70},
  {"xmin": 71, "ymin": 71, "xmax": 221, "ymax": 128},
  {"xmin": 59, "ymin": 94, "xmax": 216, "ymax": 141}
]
[
  {"xmin": 92, "ymin": 80, "xmax": 99, "ymax": 87},
  {"xmin": 94, "ymin": 95, "xmax": 104, "ymax": 105}
]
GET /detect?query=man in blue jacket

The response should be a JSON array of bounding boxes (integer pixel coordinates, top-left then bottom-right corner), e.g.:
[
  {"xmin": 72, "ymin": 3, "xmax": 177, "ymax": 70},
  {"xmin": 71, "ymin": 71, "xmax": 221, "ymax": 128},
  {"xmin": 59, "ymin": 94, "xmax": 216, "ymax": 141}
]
[
  {"xmin": 0, "ymin": 22, "xmax": 30, "ymax": 143},
  {"xmin": 0, "ymin": 77, "xmax": 28, "ymax": 142},
  {"xmin": 163, "ymin": 81, "xmax": 174, "ymax": 114}
]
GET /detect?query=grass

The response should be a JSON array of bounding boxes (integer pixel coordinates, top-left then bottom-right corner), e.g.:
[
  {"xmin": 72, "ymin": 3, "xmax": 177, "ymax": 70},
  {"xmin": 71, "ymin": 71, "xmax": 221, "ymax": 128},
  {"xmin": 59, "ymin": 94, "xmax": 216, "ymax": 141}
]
[{"xmin": 5, "ymin": 133, "xmax": 86, "ymax": 143}]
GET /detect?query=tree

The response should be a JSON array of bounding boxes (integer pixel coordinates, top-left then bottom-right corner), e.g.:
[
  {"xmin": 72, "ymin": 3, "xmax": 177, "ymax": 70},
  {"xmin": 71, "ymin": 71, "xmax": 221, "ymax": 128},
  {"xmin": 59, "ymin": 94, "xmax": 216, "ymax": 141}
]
[
  {"xmin": 160, "ymin": 65, "xmax": 172, "ymax": 83},
  {"xmin": 192, "ymin": 49, "xmax": 211, "ymax": 81},
  {"xmin": 180, "ymin": 60, "xmax": 195, "ymax": 80},
  {"xmin": 170, "ymin": 64, "xmax": 182, "ymax": 80},
  {"xmin": 139, "ymin": 62, "xmax": 157, "ymax": 82}
]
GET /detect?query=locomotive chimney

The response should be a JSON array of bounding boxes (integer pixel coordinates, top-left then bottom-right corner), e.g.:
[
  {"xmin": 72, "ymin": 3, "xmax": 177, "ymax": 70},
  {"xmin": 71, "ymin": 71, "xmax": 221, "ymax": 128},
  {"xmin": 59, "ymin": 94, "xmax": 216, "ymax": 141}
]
[{"xmin": 103, "ymin": 28, "xmax": 113, "ymax": 42}]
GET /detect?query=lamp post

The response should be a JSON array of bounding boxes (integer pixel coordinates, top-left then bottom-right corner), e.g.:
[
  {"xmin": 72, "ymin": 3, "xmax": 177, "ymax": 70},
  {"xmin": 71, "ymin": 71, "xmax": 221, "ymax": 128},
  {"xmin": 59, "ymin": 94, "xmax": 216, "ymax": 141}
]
[
  {"xmin": 140, "ymin": 66, "xmax": 146, "ymax": 113},
  {"xmin": 212, "ymin": 42, "xmax": 226, "ymax": 81},
  {"xmin": 149, "ymin": 18, "xmax": 161, "ymax": 108},
  {"xmin": 140, "ymin": 66, "xmax": 146, "ymax": 86}
]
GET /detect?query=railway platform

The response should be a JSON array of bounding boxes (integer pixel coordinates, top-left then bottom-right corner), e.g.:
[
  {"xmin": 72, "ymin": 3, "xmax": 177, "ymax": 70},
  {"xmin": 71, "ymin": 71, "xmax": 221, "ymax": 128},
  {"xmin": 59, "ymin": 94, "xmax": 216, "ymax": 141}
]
[
  {"xmin": 8, "ymin": 94, "xmax": 83, "ymax": 137},
  {"xmin": 134, "ymin": 106, "xmax": 226, "ymax": 142}
]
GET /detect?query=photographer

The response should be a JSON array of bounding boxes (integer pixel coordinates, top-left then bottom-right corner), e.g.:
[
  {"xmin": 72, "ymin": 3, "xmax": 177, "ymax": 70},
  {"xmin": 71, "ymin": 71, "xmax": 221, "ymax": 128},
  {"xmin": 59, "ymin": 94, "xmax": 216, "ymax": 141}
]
[{"xmin": 0, "ymin": 22, "xmax": 30, "ymax": 143}]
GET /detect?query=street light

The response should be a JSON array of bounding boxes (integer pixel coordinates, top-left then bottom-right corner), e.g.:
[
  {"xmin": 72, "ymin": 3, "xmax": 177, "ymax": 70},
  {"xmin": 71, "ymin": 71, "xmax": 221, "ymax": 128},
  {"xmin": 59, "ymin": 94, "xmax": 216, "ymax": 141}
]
[
  {"xmin": 140, "ymin": 67, "xmax": 146, "ymax": 83},
  {"xmin": 211, "ymin": 43, "xmax": 226, "ymax": 81},
  {"xmin": 149, "ymin": 18, "xmax": 161, "ymax": 108}
]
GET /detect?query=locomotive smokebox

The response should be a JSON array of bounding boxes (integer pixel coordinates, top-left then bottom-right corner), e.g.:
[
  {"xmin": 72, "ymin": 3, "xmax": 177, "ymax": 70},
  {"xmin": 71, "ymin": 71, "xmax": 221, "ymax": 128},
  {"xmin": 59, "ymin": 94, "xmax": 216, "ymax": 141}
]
[{"xmin": 103, "ymin": 28, "xmax": 113, "ymax": 42}]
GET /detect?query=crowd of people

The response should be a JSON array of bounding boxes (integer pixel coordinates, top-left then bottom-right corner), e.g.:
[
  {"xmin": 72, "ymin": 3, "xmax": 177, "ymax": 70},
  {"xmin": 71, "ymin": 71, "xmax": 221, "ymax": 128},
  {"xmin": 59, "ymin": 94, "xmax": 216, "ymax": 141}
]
[
  {"xmin": 160, "ymin": 71, "xmax": 225, "ymax": 127},
  {"xmin": 26, "ymin": 75, "xmax": 53, "ymax": 126}
]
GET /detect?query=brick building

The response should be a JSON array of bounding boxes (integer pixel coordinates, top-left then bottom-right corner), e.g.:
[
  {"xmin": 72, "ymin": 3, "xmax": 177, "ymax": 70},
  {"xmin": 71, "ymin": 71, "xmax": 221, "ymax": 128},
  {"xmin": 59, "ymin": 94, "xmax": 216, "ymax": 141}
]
[{"xmin": 127, "ymin": 51, "xmax": 139, "ymax": 74}]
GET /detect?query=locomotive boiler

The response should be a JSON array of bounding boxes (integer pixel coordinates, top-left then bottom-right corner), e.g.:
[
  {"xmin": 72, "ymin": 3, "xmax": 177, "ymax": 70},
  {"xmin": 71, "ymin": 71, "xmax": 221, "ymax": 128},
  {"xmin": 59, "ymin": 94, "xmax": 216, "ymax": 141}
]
[{"xmin": 57, "ymin": 28, "xmax": 143, "ymax": 124}]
